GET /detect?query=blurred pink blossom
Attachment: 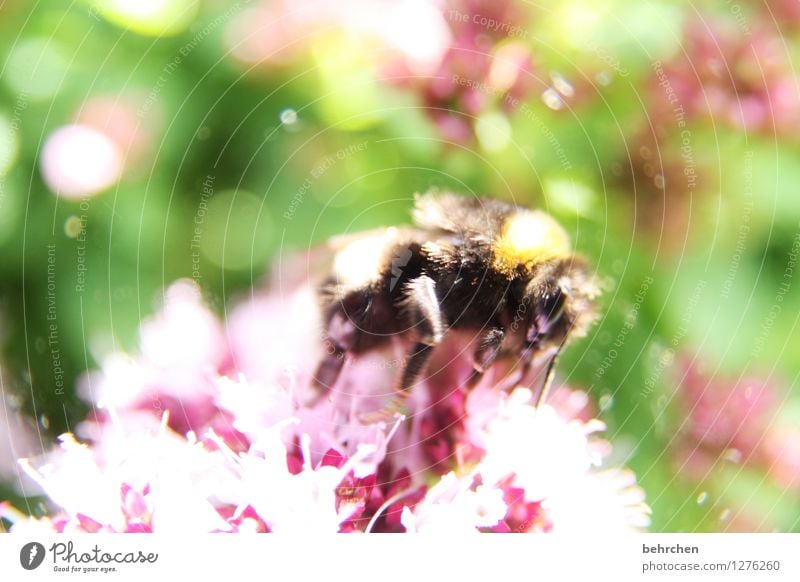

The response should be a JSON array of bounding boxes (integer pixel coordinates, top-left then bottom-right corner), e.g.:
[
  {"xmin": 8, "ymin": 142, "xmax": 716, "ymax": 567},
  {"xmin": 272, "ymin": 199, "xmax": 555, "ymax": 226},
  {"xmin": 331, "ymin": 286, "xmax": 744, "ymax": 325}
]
[
  {"xmin": 77, "ymin": 96, "xmax": 154, "ymax": 172},
  {"xmin": 679, "ymin": 361, "xmax": 776, "ymax": 458},
  {"xmin": 40, "ymin": 124, "xmax": 124, "ymax": 199},
  {"xmin": 2, "ymin": 279, "xmax": 649, "ymax": 533},
  {"xmin": 651, "ymin": 19, "xmax": 800, "ymax": 136},
  {"xmin": 225, "ymin": 0, "xmax": 451, "ymax": 74},
  {"xmin": 0, "ymin": 391, "xmax": 40, "ymax": 496},
  {"xmin": 39, "ymin": 95, "xmax": 154, "ymax": 200},
  {"xmin": 675, "ymin": 358, "xmax": 800, "ymax": 498},
  {"xmin": 383, "ymin": 0, "xmax": 545, "ymax": 142},
  {"xmin": 764, "ymin": 426, "xmax": 800, "ymax": 490}
]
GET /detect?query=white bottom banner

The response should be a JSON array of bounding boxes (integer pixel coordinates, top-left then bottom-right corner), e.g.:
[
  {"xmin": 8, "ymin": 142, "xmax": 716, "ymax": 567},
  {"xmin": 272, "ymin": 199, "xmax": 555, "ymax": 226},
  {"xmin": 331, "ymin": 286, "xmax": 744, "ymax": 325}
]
[{"xmin": 0, "ymin": 534, "xmax": 798, "ymax": 581}]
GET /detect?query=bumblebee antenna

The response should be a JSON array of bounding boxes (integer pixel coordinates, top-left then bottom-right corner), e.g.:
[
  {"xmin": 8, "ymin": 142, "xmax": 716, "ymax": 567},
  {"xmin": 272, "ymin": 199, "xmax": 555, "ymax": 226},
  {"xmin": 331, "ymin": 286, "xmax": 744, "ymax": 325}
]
[
  {"xmin": 533, "ymin": 310, "xmax": 584, "ymax": 409},
  {"xmin": 533, "ymin": 333, "xmax": 570, "ymax": 410}
]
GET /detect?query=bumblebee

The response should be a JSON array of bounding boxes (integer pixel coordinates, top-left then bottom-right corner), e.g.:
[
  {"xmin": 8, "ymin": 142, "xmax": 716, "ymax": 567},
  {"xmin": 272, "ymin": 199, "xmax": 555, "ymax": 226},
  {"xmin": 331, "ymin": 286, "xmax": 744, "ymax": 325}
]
[{"xmin": 313, "ymin": 191, "xmax": 599, "ymax": 413}]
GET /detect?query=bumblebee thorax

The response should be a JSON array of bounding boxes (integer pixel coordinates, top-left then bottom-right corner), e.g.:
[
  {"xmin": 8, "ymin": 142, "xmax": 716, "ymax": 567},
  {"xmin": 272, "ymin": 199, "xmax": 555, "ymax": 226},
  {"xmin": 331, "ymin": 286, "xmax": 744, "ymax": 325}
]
[{"xmin": 491, "ymin": 210, "xmax": 570, "ymax": 277}]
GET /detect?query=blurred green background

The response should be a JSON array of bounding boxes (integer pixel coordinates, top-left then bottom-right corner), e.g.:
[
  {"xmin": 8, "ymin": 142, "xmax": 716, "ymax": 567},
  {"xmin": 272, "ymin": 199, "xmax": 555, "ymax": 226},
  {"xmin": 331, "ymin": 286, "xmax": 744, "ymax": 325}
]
[{"xmin": 1, "ymin": 0, "xmax": 799, "ymax": 531}]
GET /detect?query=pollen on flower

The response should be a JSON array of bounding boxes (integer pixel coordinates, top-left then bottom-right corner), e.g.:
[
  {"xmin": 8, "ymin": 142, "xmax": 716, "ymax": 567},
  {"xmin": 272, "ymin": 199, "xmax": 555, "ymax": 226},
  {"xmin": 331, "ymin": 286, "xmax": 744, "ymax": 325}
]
[{"xmin": 2, "ymin": 280, "xmax": 649, "ymax": 533}]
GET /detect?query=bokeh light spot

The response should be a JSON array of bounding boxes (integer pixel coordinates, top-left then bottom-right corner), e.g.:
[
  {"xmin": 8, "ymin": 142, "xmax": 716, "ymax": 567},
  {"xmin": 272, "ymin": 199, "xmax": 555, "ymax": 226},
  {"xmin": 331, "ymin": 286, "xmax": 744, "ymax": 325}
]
[
  {"xmin": 544, "ymin": 178, "xmax": 597, "ymax": 218},
  {"xmin": 541, "ymin": 88, "xmax": 565, "ymax": 111},
  {"xmin": 475, "ymin": 111, "xmax": 512, "ymax": 153},
  {"xmin": 4, "ymin": 38, "xmax": 68, "ymax": 100},
  {"xmin": 41, "ymin": 125, "xmax": 124, "ymax": 199},
  {"xmin": 64, "ymin": 215, "xmax": 84, "ymax": 239},
  {"xmin": 90, "ymin": 0, "xmax": 199, "ymax": 37},
  {"xmin": 280, "ymin": 108, "xmax": 298, "ymax": 125}
]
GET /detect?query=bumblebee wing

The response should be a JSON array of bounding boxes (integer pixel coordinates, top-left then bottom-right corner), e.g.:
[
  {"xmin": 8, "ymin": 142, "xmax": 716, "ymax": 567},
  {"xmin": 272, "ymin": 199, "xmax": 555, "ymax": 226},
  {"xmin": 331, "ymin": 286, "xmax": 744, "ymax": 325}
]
[
  {"xmin": 268, "ymin": 241, "xmax": 336, "ymax": 291},
  {"xmin": 411, "ymin": 190, "xmax": 520, "ymax": 241},
  {"xmin": 266, "ymin": 229, "xmax": 391, "ymax": 292}
]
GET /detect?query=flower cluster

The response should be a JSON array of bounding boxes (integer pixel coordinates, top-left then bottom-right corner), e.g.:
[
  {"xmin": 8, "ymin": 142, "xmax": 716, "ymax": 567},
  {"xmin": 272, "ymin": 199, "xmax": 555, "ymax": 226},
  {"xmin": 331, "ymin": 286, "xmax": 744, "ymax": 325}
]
[
  {"xmin": 0, "ymin": 390, "xmax": 39, "ymax": 491},
  {"xmin": 225, "ymin": 0, "xmax": 452, "ymax": 74},
  {"xmin": 224, "ymin": 0, "xmax": 565, "ymax": 144},
  {"xmin": 649, "ymin": 19, "xmax": 800, "ymax": 137},
  {"xmin": 2, "ymin": 279, "xmax": 649, "ymax": 533},
  {"xmin": 382, "ymin": 0, "xmax": 546, "ymax": 143},
  {"xmin": 676, "ymin": 359, "xmax": 800, "ymax": 494},
  {"xmin": 622, "ymin": 14, "xmax": 800, "ymax": 243}
]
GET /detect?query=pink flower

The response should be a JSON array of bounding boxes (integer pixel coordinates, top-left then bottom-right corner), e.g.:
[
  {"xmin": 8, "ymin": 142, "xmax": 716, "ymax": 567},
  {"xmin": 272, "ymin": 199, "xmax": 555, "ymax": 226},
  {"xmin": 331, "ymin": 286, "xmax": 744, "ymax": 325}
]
[
  {"xmin": 677, "ymin": 359, "xmax": 777, "ymax": 463},
  {"xmin": 671, "ymin": 358, "xmax": 800, "ymax": 530},
  {"xmin": 650, "ymin": 19, "xmax": 800, "ymax": 136},
  {"xmin": 2, "ymin": 279, "xmax": 649, "ymax": 533},
  {"xmin": 40, "ymin": 124, "xmax": 124, "ymax": 199},
  {"xmin": 382, "ymin": 0, "xmax": 546, "ymax": 143},
  {"xmin": 676, "ymin": 360, "xmax": 800, "ymax": 504},
  {"xmin": 0, "ymin": 392, "xmax": 40, "ymax": 496},
  {"xmin": 225, "ymin": 0, "xmax": 451, "ymax": 74},
  {"xmin": 400, "ymin": 471, "xmax": 507, "ymax": 533},
  {"xmin": 764, "ymin": 426, "xmax": 800, "ymax": 490},
  {"xmin": 76, "ymin": 96, "xmax": 154, "ymax": 172}
]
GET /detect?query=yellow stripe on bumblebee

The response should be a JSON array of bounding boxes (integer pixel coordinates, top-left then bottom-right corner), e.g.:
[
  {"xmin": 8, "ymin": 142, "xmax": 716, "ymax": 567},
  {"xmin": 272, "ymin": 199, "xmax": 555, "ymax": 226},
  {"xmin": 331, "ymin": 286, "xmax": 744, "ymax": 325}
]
[{"xmin": 492, "ymin": 211, "xmax": 571, "ymax": 276}]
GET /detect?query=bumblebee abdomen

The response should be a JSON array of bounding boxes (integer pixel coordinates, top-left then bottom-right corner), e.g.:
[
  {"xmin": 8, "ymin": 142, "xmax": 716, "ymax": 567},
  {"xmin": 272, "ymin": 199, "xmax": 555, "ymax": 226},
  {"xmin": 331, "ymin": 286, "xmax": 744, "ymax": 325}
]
[{"xmin": 319, "ymin": 227, "xmax": 431, "ymax": 352}]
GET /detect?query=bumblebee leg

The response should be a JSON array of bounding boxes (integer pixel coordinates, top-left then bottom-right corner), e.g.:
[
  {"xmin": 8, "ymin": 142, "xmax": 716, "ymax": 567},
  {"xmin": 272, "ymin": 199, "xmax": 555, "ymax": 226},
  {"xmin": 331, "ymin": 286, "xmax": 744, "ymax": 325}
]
[
  {"xmin": 312, "ymin": 338, "xmax": 347, "ymax": 392},
  {"xmin": 399, "ymin": 342, "xmax": 435, "ymax": 392},
  {"xmin": 467, "ymin": 327, "xmax": 505, "ymax": 387},
  {"xmin": 311, "ymin": 311, "xmax": 356, "ymax": 400},
  {"xmin": 398, "ymin": 275, "xmax": 444, "ymax": 386},
  {"xmin": 359, "ymin": 342, "xmax": 436, "ymax": 423},
  {"xmin": 507, "ymin": 345, "xmax": 535, "ymax": 392},
  {"xmin": 368, "ymin": 276, "xmax": 444, "ymax": 421}
]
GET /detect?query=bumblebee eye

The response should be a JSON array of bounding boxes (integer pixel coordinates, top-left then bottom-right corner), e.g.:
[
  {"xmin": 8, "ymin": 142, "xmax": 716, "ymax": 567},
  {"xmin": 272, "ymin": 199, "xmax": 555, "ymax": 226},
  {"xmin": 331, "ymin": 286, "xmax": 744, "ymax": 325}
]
[
  {"xmin": 531, "ymin": 288, "xmax": 565, "ymax": 339},
  {"xmin": 541, "ymin": 288, "xmax": 565, "ymax": 324},
  {"xmin": 526, "ymin": 287, "xmax": 566, "ymax": 343}
]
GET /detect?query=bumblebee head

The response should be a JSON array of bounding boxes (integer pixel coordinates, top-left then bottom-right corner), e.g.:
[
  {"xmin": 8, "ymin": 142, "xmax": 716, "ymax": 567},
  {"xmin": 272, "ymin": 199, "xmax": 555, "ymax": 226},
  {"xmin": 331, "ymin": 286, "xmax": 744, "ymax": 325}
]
[{"xmin": 520, "ymin": 256, "xmax": 600, "ymax": 353}]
